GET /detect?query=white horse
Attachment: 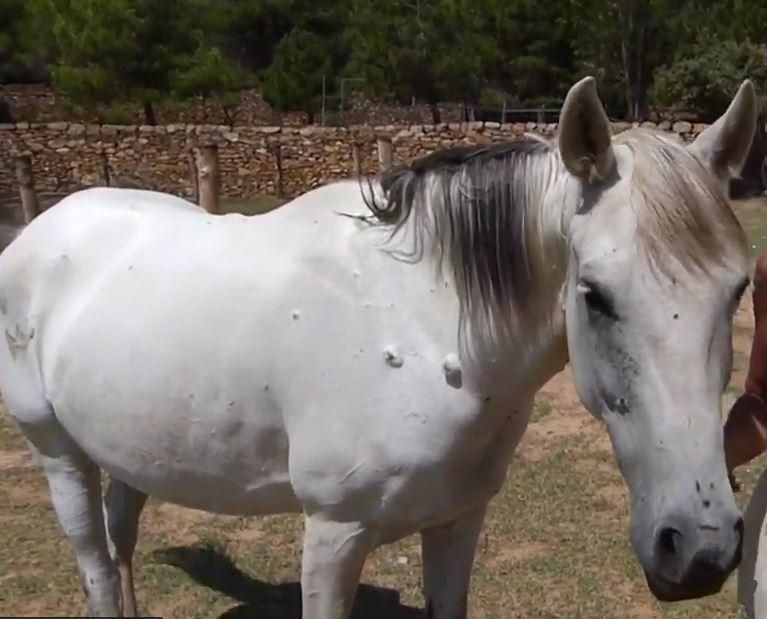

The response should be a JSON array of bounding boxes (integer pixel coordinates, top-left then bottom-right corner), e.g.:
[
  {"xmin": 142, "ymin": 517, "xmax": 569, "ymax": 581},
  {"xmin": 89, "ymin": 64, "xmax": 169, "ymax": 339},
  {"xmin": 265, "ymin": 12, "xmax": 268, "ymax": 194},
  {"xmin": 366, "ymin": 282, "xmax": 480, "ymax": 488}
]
[{"xmin": 0, "ymin": 76, "xmax": 757, "ymax": 618}]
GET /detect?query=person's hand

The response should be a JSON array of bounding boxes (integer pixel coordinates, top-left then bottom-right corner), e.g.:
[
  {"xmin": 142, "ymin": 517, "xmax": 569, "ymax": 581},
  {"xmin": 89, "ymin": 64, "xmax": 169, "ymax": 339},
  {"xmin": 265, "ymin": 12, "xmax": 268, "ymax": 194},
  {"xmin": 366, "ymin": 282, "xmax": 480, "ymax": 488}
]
[
  {"xmin": 729, "ymin": 471, "xmax": 741, "ymax": 492},
  {"xmin": 724, "ymin": 392, "xmax": 767, "ymax": 490}
]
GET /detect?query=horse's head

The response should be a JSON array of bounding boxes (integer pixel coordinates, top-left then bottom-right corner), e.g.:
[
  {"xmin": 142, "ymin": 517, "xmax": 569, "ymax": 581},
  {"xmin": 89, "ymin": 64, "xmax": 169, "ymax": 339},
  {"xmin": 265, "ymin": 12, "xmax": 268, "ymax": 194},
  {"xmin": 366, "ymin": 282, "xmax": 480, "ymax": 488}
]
[{"xmin": 560, "ymin": 77, "xmax": 755, "ymax": 601}]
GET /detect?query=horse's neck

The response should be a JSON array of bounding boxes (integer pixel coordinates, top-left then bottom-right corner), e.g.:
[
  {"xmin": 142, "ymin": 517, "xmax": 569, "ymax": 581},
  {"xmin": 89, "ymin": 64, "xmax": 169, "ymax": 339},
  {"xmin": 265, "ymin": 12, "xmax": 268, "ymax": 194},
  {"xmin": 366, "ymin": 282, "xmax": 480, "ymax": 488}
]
[
  {"xmin": 466, "ymin": 287, "xmax": 569, "ymax": 404},
  {"xmin": 464, "ymin": 155, "xmax": 575, "ymax": 402}
]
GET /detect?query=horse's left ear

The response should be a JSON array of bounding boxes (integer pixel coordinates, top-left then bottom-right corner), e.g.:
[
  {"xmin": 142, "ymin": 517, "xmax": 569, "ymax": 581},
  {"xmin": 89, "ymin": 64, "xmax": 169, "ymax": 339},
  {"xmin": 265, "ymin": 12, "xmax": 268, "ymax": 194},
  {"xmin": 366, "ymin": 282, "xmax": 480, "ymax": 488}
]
[
  {"xmin": 558, "ymin": 76, "xmax": 615, "ymax": 183},
  {"xmin": 689, "ymin": 80, "xmax": 758, "ymax": 180}
]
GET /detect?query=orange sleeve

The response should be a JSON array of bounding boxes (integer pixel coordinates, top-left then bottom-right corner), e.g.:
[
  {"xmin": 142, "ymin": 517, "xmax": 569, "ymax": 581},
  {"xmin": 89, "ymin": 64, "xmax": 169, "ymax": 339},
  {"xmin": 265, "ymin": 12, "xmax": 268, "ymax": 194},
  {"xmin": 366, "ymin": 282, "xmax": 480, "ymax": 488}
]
[{"xmin": 723, "ymin": 251, "xmax": 767, "ymax": 473}]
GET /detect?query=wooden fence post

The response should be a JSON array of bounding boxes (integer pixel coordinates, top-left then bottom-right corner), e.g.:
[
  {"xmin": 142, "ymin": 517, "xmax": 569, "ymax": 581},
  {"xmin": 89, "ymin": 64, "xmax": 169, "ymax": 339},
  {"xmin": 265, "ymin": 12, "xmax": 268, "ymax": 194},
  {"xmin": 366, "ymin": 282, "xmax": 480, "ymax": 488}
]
[
  {"xmin": 270, "ymin": 142, "xmax": 284, "ymax": 198},
  {"xmin": 187, "ymin": 147, "xmax": 199, "ymax": 204},
  {"xmin": 352, "ymin": 142, "xmax": 363, "ymax": 177},
  {"xmin": 99, "ymin": 149, "xmax": 111, "ymax": 187},
  {"xmin": 15, "ymin": 154, "xmax": 39, "ymax": 224},
  {"xmin": 376, "ymin": 136, "xmax": 392, "ymax": 172},
  {"xmin": 196, "ymin": 144, "xmax": 221, "ymax": 214}
]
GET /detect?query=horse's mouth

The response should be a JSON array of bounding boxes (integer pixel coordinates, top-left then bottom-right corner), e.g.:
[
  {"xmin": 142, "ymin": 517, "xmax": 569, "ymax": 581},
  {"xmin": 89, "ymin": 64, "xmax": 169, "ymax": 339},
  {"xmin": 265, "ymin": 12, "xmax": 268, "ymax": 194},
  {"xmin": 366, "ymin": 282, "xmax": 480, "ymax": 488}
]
[{"xmin": 643, "ymin": 569, "xmax": 729, "ymax": 602}]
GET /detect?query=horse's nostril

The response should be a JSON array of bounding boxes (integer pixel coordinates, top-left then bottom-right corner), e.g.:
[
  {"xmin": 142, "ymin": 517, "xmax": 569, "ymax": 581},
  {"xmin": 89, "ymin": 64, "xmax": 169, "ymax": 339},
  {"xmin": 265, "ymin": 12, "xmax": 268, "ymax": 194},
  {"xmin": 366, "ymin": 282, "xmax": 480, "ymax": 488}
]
[
  {"xmin": 657, "ymin": 527, "xmax": 682, "ymax": 557},
  {"xmin": 735, "ymin": 517, "xmax": 744, "ymax": 537}
]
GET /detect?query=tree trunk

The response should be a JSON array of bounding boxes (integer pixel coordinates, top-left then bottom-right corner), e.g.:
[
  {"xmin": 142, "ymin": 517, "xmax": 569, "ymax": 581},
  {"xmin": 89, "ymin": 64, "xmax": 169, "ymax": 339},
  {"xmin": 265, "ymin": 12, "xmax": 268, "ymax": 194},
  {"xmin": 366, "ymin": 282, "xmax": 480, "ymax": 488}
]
[
  {"xmin": 187, "ymin": 148, "xmax": 199, "ymax": 204},
  {"xmin": 143, "ymin": 100, "xmax": 157, "ymax": 126},
  {"xmin": 196, "ymin": 145, "xmax": 221, "ymax": 214},
  {"xmin": 377, "ymin": 136, "xmax": 393, "ymax": 172},
  {"xmin": 271, "ymin": 142, "xmax": 284, "ymax": 198},
  {"xmin": 222, "ymin": 105, "xmax": 235, "ymax": 127},
  {"xmin": 352, "ymin": 142, "xmax": 363, "ymax": 177},
  {"xmin": 99, "ymin": 150, "xmax": 111, "ymax": 187},
  {"xmin": 619, "ymin": 0, "xmax": 651, "ymax": 121},
  {"xmin": 15, "ymin": 155, "xmax": 39, "ymax": 224},
  {"xmin": 429, "ymin": 102, "xmax": 442, "ymax": 124}
]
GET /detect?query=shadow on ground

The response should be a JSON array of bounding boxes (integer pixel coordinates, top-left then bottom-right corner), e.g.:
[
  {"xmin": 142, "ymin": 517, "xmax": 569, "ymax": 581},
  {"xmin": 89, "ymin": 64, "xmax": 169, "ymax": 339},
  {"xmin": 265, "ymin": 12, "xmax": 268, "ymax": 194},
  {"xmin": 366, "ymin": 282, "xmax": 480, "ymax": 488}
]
[{"xmin": 151, "ymin": 544, "xmax": 424, "ymax": 619}]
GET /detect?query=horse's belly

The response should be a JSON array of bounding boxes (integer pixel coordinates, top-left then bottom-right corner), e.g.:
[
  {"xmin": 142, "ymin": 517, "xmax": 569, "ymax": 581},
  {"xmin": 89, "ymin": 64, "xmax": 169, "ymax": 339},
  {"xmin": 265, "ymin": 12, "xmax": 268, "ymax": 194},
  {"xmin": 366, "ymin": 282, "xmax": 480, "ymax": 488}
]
[{"xmin": 53, "ymin": 390, "xmax": 300, "ymax": 515}]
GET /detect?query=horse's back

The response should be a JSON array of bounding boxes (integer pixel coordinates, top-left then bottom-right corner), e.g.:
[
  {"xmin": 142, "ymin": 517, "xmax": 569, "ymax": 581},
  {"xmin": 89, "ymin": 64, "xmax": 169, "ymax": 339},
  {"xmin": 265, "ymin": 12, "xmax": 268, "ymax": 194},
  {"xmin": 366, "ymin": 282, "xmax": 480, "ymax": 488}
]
[
  {"xmin": 0, "ymin": 182, "xmax": 364, "ymax": 313},
  {"xmin": 0, "ymin": 187, "xmax": 202, "ymax": 288}
]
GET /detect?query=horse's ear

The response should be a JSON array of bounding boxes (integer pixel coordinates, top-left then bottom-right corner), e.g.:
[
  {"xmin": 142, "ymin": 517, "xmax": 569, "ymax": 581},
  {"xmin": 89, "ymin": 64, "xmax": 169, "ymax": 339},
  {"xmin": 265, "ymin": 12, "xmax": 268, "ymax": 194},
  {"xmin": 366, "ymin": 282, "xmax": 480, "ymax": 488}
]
[
  {"xmin": 558, "ymin": 76, "xmax": 615, "ymax": 183},
  {"xmin": 689, "ymin": 80, "xmax": 758, "ymax": 180}
]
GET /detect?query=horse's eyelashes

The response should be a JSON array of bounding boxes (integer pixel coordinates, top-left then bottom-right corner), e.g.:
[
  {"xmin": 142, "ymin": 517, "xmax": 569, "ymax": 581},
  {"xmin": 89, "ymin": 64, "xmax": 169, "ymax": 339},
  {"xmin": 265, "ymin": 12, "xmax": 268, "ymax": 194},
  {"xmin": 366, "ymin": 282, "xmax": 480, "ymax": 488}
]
[{"xmin": 583, "ymin": 284, "xmax": 618, "ymax": 320}]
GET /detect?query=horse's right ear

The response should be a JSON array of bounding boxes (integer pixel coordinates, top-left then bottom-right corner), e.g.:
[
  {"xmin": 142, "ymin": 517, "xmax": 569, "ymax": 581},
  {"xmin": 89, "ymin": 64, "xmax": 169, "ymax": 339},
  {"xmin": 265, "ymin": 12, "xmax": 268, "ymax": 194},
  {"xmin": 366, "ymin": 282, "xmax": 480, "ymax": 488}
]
[
  {"xmin": 558, "ymin": 76, "xmax": 615, "ymax": 183},
  {"xmin": 688, "ymin": 80, "xmax": 757, "ymax": 181}
]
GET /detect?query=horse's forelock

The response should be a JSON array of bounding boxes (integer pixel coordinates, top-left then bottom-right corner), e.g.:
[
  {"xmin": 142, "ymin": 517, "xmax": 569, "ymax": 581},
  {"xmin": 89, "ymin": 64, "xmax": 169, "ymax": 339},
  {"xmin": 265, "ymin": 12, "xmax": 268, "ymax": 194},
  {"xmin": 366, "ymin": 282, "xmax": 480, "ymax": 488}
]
[{"xmin": 618, "ymin": 129, "xmax": 748, "ymax": 276}]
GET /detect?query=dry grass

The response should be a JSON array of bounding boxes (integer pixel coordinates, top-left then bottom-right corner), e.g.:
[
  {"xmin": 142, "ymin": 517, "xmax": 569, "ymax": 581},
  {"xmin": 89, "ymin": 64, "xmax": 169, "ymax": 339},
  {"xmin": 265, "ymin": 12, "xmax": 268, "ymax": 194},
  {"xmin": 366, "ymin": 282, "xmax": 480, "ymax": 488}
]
[{"xmin": 0, "ymin": 197, "xmax": 766, "ymax": 618}]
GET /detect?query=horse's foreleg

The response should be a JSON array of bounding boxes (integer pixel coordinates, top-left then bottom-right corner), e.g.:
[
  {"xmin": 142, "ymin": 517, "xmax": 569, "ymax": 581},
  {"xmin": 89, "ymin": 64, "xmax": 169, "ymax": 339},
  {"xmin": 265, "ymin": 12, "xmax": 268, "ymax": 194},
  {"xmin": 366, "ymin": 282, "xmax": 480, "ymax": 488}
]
[
  {"xmin": 36, "ymin": 445, "xmax": 122, "ymax": 616},
  {"xmin": 300, "ymin": 515, "xmax": 376, "ymax": 619},
  {"xmin": 420, "ymin": 504, "xmax": 487, "ymax": 619},
  {"xmin": 104, "ymin": 478, "xmax": 148, "ymax": 617}
]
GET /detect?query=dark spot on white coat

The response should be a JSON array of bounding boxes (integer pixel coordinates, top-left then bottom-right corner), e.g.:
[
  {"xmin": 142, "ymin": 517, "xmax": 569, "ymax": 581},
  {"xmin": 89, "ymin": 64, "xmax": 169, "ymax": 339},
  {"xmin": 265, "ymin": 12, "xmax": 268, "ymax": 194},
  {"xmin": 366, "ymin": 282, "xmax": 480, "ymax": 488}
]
[
  {"xmin": 383, "ymin": 346, "xmax": 404, "ymax": 368},
  {"xmin": 442, "ymin": 353, "xmax": 463, "ymax": 389}
]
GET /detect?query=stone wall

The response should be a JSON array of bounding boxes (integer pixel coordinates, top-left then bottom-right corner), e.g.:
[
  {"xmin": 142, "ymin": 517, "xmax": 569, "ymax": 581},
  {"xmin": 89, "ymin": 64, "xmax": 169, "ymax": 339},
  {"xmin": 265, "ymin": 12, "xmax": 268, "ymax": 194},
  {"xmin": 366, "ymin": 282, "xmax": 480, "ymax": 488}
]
[
  {"xmin": 0, "ymin": 84, "xmax": 309, "ymax": 126},
  {"xmin": 337, "ymin": 93, "xmax": 466, "ymax": 125},
  {"xmin": 0, "ymin": 119, "xmax": 723, "ymax": 214},
  {"xmin": 1, "ymin": 84, "xmax": 60, "ymax": 123},
  {"xmin": 1, "ymin": 83, "xmax": 467, "ymax": 127}
]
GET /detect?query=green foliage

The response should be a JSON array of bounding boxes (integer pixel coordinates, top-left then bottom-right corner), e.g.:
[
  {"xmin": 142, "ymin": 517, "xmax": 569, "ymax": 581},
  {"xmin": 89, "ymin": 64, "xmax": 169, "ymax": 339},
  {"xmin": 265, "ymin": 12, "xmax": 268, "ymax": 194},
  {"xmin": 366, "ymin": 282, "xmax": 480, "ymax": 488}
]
[
  {"xmin": 260, "ymin": 28, "xmax": 333, "ymax": 119},
  {"xmin": 479, "ymin": 87, "xmax": 513, "ymax": 109},
  {"xmin": 0, "ymin": 0, "xmax": 27, "ymax": 82},
  {"xmin": 652, "ymin": 36, "xmax": 767, "ymax": 119},
  {"xmin": 47, "ymin": 0, "xmax": 189, "ymax": 101},
  {"xmin": 173, "ymin": 42, "xmax": 247, "ymax": 123},
  {"xmin": 98, "ymin": 102, "xmax": 137, "ymax": 125},
  {"xmin": 490, "ymin": 0, "xmax": 575, "ymax": 107},
  {"xmin": 253, "ymin": 0, "xmax": 349, "ymax": 118},
  {"xmin": 38, "ymin": 0, "xmax": 240, "ymax": 123},
  {"xmin": 0, "ymin": 0, "xmax": 48, "ymax": 83},
  {"xmin": 4, "ymin": 0, "xmax": 767, "ymax": 122},
  {"xmin": 344, "ymin": 0, "xmax": 499, "ymax": 106}
]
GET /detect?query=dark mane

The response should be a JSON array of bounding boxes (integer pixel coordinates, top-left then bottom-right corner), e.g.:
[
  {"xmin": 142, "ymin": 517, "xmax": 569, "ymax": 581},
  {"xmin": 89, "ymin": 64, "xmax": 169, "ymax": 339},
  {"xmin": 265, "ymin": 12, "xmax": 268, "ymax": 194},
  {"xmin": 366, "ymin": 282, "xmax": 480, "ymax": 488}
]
[
  {"xmin": 361, "ymin": 138, "xmax": 555, "ymax": 327},
  {"xmin": 366, "ymin": 139, "xmax": 551, "ymax": 227}
]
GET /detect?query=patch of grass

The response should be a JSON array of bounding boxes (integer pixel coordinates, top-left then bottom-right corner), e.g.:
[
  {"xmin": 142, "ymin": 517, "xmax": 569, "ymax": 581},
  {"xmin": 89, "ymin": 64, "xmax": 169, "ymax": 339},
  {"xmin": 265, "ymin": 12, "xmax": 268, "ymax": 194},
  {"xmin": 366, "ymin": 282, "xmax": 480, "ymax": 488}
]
[
  {"xmin": 0, "ymin": 574, "xmax": 49, "ymax": 597},
  {"xmin": 733, "ymin": 197, "xmax": 767, "ymax": 258},
  {"xmin": 531, "ymin": 394, "xmax": 554, "ymax": 422}
]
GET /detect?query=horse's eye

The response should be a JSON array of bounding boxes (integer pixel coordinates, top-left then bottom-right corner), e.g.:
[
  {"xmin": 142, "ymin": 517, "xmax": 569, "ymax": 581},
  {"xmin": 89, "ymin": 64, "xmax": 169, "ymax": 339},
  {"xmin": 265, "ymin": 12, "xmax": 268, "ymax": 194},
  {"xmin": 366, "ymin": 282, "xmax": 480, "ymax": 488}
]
[{"xmin": 580, "ymin": 282, "xmax": 617, "ymax": 320}]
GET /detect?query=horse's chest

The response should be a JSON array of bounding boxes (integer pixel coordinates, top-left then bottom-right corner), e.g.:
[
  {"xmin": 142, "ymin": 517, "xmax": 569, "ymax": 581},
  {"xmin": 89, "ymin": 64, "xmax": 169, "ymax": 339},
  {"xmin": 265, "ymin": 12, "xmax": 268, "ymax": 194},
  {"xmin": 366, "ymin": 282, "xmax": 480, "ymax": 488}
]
[{"xmin": 285, "ymin": 387, "xmax": 529, "ymax": 531}]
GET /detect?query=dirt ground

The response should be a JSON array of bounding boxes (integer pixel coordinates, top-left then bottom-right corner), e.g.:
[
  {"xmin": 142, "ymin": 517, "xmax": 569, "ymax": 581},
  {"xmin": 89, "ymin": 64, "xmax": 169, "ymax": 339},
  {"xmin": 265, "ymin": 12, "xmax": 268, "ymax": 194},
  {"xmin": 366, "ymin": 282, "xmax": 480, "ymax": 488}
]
[{"xmin": 1, "ymin": 199, "xmax": 766, "ymax": 618}]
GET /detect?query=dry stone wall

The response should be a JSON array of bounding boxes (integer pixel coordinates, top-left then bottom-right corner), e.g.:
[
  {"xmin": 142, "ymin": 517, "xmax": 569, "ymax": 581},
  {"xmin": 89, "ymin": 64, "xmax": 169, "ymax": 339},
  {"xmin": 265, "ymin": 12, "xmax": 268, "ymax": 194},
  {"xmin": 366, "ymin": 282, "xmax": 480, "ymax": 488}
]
[
  {"xmin": 0, "ymin": 120, "xmax": 716, "ymax": 207},
  {"xmin": 1, "ymin": 84, "xmax": 468, "ymax": 127}
]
